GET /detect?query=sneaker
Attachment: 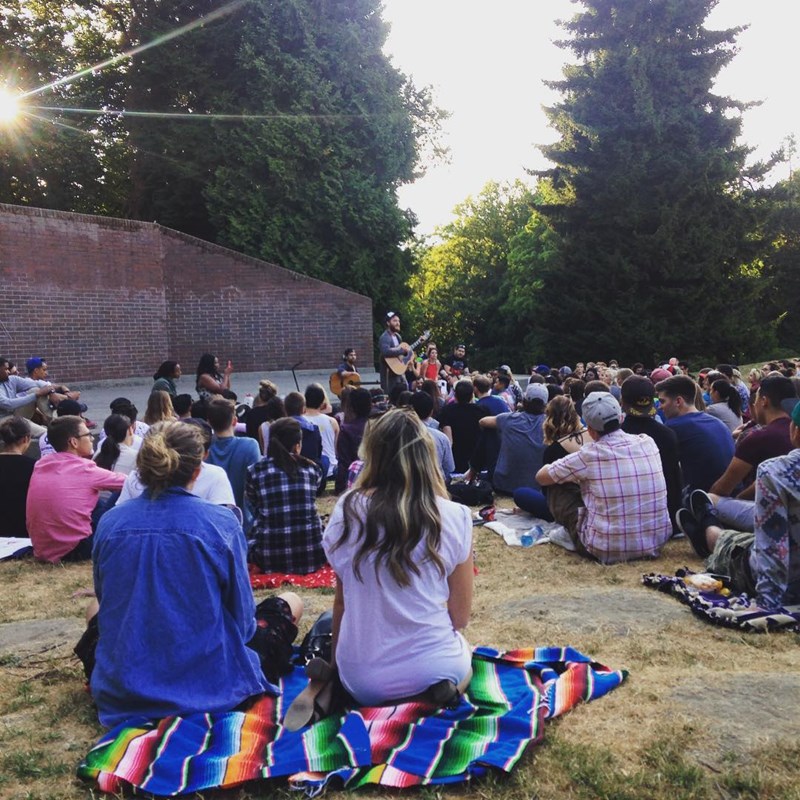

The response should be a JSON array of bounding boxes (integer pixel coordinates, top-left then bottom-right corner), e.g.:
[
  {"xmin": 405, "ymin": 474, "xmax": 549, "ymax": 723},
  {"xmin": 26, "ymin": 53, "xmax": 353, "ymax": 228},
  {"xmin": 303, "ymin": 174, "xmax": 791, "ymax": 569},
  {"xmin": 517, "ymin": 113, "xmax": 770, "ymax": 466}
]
[
  {"xmin": 676, "ymin": 508, "xmax": 711, "ymax": 559},
  {"xmin": 689, "ymin": 489, "xmax": 713, "ymax": 521}
]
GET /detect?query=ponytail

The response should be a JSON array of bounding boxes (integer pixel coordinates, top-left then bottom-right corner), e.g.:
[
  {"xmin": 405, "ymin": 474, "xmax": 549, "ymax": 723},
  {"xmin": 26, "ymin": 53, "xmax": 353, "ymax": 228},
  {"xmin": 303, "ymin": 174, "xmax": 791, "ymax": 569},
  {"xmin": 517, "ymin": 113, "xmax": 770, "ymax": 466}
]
[
  {"xmin": 711, "ymin": 379, "xmax": 741, "ymax": 417},
  {"xmin": 267, "ymin": 417, "xmax": 314, "ymax": 477},
  {"xmin": 95, "ymin": 414, "xmax": 130, "ymax": 471}
]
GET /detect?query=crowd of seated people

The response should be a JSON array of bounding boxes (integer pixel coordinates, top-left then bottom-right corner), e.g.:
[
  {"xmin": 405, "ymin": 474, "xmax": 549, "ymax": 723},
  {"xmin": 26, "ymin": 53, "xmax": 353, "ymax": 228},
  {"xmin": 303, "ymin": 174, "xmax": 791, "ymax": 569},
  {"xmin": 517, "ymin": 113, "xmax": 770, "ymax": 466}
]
[{"xmin": 3, "ymin": 346, "xmax": 799, "ymax": 735}]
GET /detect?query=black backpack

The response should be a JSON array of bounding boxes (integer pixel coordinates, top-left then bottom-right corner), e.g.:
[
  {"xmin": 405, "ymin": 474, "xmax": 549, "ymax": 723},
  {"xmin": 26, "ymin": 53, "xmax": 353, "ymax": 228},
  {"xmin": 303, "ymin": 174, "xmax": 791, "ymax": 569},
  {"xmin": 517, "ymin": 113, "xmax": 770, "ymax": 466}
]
[{"xmin": 448, "ymin": 480, "xmax": 494, "ymax": 507}]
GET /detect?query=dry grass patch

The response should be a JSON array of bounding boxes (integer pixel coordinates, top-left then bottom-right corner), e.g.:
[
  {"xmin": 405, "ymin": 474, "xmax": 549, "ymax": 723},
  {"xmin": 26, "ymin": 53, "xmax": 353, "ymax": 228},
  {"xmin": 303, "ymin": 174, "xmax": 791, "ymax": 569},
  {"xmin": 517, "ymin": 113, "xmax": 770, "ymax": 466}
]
[{"xmin": 1, "ymin": 492, "xmax": 799, "ymax": 798}]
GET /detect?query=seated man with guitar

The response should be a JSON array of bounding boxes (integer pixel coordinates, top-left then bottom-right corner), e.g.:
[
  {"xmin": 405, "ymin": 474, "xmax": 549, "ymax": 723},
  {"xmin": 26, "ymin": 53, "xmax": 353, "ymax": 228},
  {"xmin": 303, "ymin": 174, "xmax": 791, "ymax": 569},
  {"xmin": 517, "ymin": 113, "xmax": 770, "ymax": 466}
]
[
  {"xmin": 329, "ymin": 348, "xmax": 361, "ymax": 397},
  {"xmin": 378, "ymin": 311, "xmax": 430, "ymax": 395}
]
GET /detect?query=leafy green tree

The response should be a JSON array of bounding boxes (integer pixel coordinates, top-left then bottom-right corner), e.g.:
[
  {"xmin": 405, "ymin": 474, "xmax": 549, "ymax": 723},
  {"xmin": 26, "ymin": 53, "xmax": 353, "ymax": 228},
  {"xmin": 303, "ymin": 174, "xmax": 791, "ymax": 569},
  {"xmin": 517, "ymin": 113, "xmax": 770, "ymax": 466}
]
[
  {"xmin": 761, "ymin": 169, "xmax": 800, "ymax": 352},
  {"xmin": 0, "ymin": 0, "xmax": 443, "ymax": 317},
  {"xmin": 407, "ymin": 180, "xmax": 535, "ymax": 370},
  {"xmin": 0, "ymin": 0, "xmax": 122, "ymax": 213},
  {"xmin": 532, "ymin": 0, "xmax": 775, "ymax": 366},
  {"xmin": 205, "ymin": 0, "xmax": 441, "ymax": 317}
]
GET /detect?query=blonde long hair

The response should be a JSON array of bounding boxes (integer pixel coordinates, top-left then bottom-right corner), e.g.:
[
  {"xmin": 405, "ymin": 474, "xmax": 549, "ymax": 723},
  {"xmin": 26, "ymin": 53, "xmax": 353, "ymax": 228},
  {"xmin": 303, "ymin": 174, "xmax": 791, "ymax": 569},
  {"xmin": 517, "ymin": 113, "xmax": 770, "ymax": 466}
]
[
  {"xmin": 144, "ymin": 389, "xmax": 175, "ymax": 425},
  {"xmin": 543, "ymin": 395, "xmax": 582, "ymax": 445},
  {"xmin": 334, "ymin": 409, "xmax": 448, "ymax": 587}
]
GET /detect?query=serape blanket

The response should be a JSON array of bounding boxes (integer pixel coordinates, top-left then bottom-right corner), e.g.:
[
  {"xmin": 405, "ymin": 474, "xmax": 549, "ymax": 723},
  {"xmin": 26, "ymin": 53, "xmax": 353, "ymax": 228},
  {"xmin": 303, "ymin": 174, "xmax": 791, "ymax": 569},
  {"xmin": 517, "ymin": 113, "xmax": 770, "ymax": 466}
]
[
  {"xmin": 77, "ymin": 646, "xmax": 626, "ymax": 795},
  {"xmin": 248, "ymin": 563, "xmax": 337, "ymax": 590},
  {"xmin": 642, "ymin": 569, "xmax": 800, "ymax": 632}
]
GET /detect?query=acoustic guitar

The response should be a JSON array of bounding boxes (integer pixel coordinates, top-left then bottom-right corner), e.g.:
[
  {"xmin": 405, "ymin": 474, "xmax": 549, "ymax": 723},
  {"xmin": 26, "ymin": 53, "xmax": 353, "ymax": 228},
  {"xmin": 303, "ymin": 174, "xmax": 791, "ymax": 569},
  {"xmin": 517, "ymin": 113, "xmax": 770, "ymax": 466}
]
[
  {"xmin": 328, "ymin": 371, "xmax": 380, "ymax": 397},
  {"xmin": 383, "ymin": 330, "xmax": 431, "ymax": 376}
]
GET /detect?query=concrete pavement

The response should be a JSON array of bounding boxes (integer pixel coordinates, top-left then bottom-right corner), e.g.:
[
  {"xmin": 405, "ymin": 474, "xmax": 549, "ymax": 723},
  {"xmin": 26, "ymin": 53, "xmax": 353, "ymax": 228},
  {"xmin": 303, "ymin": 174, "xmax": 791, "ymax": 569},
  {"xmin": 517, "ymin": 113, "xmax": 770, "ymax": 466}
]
[{"xmin": 72, "ymin": 367, "xmax": 382, "ymax": 425}]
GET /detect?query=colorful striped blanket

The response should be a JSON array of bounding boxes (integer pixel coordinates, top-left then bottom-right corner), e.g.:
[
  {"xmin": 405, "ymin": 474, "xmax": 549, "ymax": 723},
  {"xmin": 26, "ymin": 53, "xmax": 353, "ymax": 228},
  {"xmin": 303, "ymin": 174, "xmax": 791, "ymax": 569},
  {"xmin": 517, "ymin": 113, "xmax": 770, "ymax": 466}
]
[
  {"xmin": 77, "ymin": 646, "xmax": 626, "ymax": 795},
  {"xmin": 642, "ymin": 569, "xmax": 800, "ymax": 632}
]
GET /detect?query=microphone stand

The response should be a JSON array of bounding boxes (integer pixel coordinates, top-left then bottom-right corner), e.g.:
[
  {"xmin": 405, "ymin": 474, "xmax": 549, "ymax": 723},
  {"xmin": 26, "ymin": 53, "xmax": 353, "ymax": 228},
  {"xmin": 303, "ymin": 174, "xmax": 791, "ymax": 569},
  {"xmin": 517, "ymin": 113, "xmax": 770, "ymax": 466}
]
[{"xmin": 290, "ymin": 361, "xmax": 303, "ymax": 392}]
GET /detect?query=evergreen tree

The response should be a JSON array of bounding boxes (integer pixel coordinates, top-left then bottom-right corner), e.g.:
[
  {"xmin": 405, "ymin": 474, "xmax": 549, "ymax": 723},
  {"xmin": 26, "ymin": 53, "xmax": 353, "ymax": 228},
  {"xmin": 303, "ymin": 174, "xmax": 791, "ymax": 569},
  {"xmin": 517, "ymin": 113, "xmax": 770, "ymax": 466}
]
[{"xmin": 533, "ymin": 0, "xmax": 773, "ymax": 365}]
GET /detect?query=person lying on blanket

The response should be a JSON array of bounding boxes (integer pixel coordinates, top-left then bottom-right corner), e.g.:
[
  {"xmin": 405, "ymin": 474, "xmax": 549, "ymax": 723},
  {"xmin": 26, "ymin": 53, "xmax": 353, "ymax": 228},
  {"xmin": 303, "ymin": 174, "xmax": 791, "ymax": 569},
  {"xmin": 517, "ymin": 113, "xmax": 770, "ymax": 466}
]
[
  {"xmin": 74, "ymin": 421, "xmax": 304, "ymax": 728},
  {"xmin": 322, "ymin": 408, "xmax": 474, "ymax": 710},
  {"xmin": 675, "ymin": 399, "xmax": 800, "ymax": 611}
]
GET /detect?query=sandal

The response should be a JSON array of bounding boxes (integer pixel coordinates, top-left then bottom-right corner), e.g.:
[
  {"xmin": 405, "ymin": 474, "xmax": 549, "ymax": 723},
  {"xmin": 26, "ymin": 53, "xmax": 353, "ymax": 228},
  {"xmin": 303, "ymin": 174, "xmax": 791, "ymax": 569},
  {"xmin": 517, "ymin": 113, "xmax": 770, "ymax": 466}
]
[{"xmin": 282, "ymin": 658, "xmax": 335, "ymax": 731}]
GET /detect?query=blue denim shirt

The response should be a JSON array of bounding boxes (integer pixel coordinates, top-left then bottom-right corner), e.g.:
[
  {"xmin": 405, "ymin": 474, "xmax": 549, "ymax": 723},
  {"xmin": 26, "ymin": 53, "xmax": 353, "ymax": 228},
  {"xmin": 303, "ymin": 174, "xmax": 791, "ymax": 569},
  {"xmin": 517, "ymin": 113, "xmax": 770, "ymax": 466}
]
[{"xmin": 91, "ymin": 487, "xmax": 268, "ymax": 727}]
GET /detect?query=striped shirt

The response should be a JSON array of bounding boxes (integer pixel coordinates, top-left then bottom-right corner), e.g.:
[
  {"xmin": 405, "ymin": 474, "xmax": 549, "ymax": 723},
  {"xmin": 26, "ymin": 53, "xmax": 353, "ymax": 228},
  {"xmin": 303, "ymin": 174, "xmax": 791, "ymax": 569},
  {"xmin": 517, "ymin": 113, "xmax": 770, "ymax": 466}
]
[{"xmin": 545, "ymin": 429, "xmax": 671, "ymax": 564}]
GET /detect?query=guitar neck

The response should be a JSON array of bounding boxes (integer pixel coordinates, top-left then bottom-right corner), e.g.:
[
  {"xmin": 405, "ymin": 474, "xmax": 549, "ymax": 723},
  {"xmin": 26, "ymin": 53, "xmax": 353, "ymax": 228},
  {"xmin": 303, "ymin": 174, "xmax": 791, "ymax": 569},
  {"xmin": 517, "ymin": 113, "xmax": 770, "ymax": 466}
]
[{"xmin": 406, "ymin": 330, "xmax": 431, "ymax": 352}]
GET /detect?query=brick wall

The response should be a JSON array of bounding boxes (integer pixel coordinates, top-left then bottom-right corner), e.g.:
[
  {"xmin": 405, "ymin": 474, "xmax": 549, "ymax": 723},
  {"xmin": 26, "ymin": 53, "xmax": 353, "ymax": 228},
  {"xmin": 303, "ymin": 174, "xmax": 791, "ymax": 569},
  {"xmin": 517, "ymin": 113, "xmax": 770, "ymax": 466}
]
[{"xmin": 0, "ymin": 204, "xmax": 373, "ymax": 383}]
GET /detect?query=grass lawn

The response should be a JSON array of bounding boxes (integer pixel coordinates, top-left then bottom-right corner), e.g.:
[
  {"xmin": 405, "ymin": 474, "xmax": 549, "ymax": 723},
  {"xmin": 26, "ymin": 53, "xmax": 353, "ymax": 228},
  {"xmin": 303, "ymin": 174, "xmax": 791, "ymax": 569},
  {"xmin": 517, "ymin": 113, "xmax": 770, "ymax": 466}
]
[{"xmin": 1, "ymin": 492, "xmax": 799, "ymax": 800}]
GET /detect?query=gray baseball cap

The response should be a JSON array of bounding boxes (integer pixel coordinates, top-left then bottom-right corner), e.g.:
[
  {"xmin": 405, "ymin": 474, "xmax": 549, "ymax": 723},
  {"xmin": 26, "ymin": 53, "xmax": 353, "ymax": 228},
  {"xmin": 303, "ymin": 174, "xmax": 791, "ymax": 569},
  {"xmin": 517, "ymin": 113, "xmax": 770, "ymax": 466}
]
[
  {"xmin": 524, "ymin": 382, "xmax": 549, "ymax": 403},
  {"xmin": 582, "ymin": 391, "xmax": 622, "ymax": 432}
]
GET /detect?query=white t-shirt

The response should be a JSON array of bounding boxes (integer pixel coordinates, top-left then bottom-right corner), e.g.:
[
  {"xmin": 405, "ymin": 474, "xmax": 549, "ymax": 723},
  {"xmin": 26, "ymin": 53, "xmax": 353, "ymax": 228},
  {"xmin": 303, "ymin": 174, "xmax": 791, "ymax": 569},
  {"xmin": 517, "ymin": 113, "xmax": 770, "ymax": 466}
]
[
  {"xmin": 303, "ymin": 413, "xmax": 337, "ymax": 476},
  {"xmin": 323, "ymin": 493, "xmax": 472, "ymax": 705},
  {"xmin": 92, "ymin": 439, "xmax": 141, "ymax": 475},
  {"xmin": 97, "ymin": 421, "xmax": 150, "ymax": 445},
  {"xmin": 117, "ymin": 462, "xmax": 235, "ymax": 506}
]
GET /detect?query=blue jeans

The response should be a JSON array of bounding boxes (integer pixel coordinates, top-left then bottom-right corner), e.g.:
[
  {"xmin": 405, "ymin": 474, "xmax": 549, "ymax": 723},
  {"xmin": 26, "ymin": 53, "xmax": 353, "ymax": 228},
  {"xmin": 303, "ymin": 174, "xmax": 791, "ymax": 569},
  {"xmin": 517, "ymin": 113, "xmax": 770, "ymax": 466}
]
[
  {"xmin": 512, "ymin": 487, "xmax": 554, "ymax": 521},
  {"xmin": 714, "ymin": 496, "xmax": 755, "ymax": 532}
]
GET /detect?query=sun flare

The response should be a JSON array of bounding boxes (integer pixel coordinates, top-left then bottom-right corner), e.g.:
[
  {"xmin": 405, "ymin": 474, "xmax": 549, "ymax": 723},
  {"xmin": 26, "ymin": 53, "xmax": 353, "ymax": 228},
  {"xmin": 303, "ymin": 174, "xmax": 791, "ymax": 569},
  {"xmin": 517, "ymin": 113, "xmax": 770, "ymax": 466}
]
[{"xmin": 0, "ymin": 88, "xmax": 20, "ymax": 123}]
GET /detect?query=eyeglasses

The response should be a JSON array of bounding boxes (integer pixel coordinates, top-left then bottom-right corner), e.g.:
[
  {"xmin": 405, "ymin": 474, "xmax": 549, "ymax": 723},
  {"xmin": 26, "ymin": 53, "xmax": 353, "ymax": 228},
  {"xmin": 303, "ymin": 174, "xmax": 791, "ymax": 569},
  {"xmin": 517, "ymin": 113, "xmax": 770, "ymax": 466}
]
[{"xmin": 74, "ymin": 432, "xmax": 93, "ymax": 439}]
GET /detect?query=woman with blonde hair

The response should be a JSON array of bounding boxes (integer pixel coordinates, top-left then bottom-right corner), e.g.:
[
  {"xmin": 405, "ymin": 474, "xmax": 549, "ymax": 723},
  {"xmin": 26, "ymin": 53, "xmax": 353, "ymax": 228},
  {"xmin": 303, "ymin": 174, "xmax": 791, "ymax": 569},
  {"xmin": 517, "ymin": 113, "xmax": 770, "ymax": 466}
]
[
  {"xmin": 512, "ymin": 395, "xmax": 586, "ymax": 520},
  {"xmin": 322, "ymin": 408, "xmax": 473, "ymax": 709},
  {"xmin": 80, "ymin": 421, "xmax": 302, "ymax": 727},
  {"xmin": 143, "ymin": 389, "xmax": 176, "ymax": 425}
]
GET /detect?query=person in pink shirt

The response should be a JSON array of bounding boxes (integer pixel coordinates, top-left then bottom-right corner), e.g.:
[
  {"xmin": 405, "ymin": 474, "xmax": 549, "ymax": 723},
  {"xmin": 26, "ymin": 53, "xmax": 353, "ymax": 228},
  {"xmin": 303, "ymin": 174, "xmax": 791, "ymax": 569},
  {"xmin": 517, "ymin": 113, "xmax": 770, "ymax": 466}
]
[{"xmin": 26, "ymin": 416, "xmax": 126, "ymax": 563}]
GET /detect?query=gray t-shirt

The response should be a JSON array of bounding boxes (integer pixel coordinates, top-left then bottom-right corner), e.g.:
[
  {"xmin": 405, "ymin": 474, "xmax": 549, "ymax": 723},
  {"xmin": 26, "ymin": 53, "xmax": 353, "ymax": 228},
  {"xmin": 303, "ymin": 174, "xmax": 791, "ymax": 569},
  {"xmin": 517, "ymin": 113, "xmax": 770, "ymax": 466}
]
[
  {"xmin": 493, "ymin": 412, "xmax": 546, "ymax": 493},
  {"xmin": 704, "ymin": 402, "xmax": 742, "ymax": 434}
]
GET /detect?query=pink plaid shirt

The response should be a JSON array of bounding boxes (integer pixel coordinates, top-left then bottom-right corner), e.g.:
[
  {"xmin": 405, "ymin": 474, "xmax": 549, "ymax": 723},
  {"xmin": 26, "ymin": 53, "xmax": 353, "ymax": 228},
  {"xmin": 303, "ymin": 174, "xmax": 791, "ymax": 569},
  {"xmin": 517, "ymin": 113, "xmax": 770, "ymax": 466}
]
[{"xmin": 545, "ymin": 429, "xmax": 671, "ymax": 563}]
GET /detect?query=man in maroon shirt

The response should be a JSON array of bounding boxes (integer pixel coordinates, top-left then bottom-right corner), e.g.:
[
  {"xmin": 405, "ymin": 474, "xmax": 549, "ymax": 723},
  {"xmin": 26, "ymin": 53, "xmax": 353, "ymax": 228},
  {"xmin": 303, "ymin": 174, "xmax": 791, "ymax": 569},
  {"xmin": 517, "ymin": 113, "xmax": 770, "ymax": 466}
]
[{"xmin": 700, "ymin": 376, "xmax": 798, "ymax": 532}]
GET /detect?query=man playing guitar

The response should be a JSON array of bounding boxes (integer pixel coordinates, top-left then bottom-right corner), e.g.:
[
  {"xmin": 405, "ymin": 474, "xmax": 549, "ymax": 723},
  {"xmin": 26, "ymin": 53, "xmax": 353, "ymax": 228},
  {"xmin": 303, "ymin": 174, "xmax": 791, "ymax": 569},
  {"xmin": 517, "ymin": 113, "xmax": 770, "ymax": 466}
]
[
  {"xmin": 329, "ymin": 348, "xmax": 361, "ymax": 396},
  {"xmin": 338, "ymin": 348, "xmax": 358, "ymax": 376},
  {"xmin": 378, "ymin": 311, "xmax": 431, "ymax": 395}
]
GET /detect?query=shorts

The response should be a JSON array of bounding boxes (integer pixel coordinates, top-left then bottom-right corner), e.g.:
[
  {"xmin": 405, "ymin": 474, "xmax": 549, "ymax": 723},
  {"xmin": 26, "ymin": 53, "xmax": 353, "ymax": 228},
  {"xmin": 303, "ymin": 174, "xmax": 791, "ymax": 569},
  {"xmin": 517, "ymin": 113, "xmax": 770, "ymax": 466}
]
[
  {"xmin": 705, "ymin": 530, "xmax": 756, "ymax": 596},
  {"xmin": 74, "ymin": 596, "xmax": 298, "ymax": 686}
]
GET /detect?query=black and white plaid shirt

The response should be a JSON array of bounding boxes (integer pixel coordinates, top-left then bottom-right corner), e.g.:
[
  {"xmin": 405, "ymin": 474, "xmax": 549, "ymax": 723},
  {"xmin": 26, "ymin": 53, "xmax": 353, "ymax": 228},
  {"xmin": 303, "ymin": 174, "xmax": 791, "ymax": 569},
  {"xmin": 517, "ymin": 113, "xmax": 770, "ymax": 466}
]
[{"xmin": 245, "ymin": 458, "xmax": 326, "ymax": 575}]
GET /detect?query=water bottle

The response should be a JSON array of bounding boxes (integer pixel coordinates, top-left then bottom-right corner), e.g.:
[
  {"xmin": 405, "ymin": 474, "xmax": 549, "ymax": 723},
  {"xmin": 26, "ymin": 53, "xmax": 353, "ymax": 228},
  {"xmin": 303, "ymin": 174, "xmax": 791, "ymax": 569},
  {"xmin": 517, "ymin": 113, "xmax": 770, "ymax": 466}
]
[{"xmin": 520, "ymin": 525, "xmax": 544, "ymax": 547}]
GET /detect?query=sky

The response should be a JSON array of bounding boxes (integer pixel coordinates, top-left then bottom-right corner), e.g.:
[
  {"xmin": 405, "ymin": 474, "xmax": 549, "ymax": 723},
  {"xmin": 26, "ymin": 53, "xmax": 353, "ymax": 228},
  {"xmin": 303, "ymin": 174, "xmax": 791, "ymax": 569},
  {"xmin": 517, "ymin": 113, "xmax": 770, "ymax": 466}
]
[{"xmin": 381, "ymin": 0, "xmax": 800, "ymax": 235}]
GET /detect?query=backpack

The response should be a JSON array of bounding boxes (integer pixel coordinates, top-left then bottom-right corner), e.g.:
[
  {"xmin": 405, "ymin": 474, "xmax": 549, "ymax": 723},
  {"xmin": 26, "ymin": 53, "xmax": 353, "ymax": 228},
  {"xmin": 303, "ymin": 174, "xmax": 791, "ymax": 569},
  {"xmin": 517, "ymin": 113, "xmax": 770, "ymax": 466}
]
[{"xmin": 448, "ymin": 480, "xmax": 494, "ymax": 507}]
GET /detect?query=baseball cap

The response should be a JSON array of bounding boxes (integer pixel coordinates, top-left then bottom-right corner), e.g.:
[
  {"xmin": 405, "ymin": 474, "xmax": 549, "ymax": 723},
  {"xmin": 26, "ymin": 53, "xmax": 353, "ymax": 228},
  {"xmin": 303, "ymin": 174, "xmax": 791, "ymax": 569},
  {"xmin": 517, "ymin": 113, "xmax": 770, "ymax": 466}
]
[
  {"xmin": 620, "ymin": 376, "xmax": 656, "ymax": 416},
  {"xmin": 534, "ymin": 364, "xmax": 551, "ymax": 375},
  {"xmin": 25, "ymin": 357, "xmax": 44, "ymax": 373},
  {"xmin": 792, "ymin": 399, "xmax": 800, "ymax": 427},
  {"xmin": 385, "ymin": 310, "xmax": 398, "ymax": 322},
  {"xmin": 524, "ymin": 383, "xmax": 549, "ymax": 403},
  {"xmin": 650, "ymin": 368, "xmax": 672, "ymax": 383},
  {"xmin": 582, "ymin": 391, "xmax": 622, "ymax": 432}
]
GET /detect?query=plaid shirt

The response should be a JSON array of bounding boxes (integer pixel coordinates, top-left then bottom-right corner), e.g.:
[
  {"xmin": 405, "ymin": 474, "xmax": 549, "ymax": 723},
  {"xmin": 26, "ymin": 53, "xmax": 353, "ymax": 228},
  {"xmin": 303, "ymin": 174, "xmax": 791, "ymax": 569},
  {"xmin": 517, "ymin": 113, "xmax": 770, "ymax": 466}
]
[
  {"xmin": 545, "ymin": 429, "xmax": 671, "ymax": 563},
  {"xmin": 245, "ymin": 458, "xmax": 325, "ymax": 575}
]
